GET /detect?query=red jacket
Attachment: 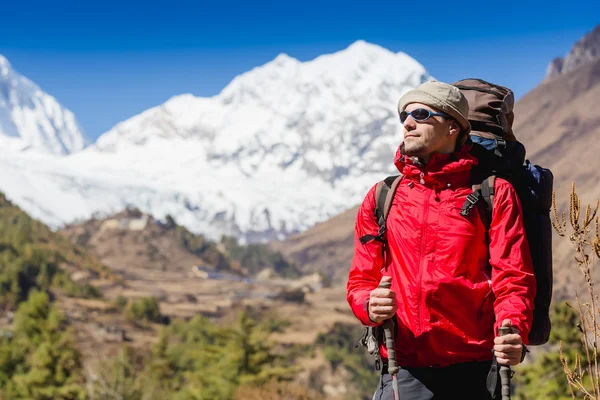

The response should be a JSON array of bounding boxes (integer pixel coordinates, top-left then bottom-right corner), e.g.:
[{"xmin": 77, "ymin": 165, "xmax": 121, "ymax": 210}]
[{"xmin": 347, "ymin": 145, "xmax": 536, "ymax": 368}]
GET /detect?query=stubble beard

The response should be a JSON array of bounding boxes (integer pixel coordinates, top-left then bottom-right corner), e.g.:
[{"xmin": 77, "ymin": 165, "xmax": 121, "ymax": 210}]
[{"xmin": 402, "ymin": 138, "xmax": 428, "ymax": 157}]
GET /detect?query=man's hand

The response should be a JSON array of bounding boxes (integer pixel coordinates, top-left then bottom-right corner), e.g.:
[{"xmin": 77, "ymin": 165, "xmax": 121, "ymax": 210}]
[
  {"xmin": 368, "ymin": 276, "xmax": 398, "ymax": 323},
  {"xmin": 494, "ymin": 319, "xmax": 524, "ymax": 366}
]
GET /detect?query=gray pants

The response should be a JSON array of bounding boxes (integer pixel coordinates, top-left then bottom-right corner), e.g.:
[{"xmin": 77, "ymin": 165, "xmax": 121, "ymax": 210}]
[{"xmin": 372, "ymin": 361, "xmax": 500, "ymax": 400}]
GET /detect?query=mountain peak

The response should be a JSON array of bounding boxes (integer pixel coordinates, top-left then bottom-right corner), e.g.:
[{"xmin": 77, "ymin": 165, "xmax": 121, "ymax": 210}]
[
  {"xmin": 0, "ymin": 54, "xmax": 12, "ymax": 78},
  {"xmin": 87, "ymin": 41, "xmax": 429, "ymax": 242},
  {"xmin": 545, "ymin": 24, "xmax": 600, "ymax": 81},
  {"xmin": 0, "ymin": 54, "xmax": 88, "ymax": 155},
  {"xmin": 271, "ymin": 53, "xmax": 299, "ymax": 66},
  {"xmin": 545, "ymin": 57, "xmax": 564, "ymax": 81},
  {"xmin": 345, "ymin": 40, "xmax": 391, "ymax": 55},
  {"xmin": 311, "ymin": 40, "xmax": 396, "ymax": 67},
  {"xmin": 218, "ymin": 40, "xmax": 426, "ymax": 106}
]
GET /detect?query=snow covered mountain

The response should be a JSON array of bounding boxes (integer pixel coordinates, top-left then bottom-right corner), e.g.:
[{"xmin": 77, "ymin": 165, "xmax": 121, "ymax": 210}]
[
  {"xmin": 0, "ymin": 41, "xmax": 429, "ymax": 242},
  {"xmin": 0, "ymin": 55, "xmax": 88, "ymax": 155}
]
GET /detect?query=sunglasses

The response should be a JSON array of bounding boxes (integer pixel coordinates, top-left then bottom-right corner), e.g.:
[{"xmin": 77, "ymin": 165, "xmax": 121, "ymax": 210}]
[{"xmin": 399, "ymin": 108, "xmax": 450, "ymax": 123}]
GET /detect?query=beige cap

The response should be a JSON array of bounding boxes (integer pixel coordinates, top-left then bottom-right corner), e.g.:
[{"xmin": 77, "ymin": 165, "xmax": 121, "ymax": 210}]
[{"xmin": 398, "ymin": 80, "xmax": 471, "ymax": 134}]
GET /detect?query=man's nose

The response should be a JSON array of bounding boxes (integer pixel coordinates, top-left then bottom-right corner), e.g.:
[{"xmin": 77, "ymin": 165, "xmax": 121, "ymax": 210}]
[{"xmin": 403, "ymin": 115, "xmax": 417, "ymax": 130}]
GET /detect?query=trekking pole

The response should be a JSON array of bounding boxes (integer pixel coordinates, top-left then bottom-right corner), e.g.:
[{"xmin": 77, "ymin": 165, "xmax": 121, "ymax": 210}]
[
  {"xmin": 498, "ymin": 326, "xmax": 512, "ymax": 400},
  {"xmin": 379, "ymin": 280, "xmax": 400, "ymax": 400}
]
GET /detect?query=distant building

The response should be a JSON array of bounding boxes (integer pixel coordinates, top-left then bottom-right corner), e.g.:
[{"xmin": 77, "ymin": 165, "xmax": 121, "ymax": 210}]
[
  {"xmin": 192, "ymin": 265, "xmax": 211, "ymax": 279},
  {"xmin": 100, "ymin": 215, "xmax": 150, "ymax": 232},
  {"xmin": 127, "ymin": 215, "xmax": 149, "ymax": 231},
  {"xmin": 191, "ymin": 265, "xmax": 250, "ymax": 283}
]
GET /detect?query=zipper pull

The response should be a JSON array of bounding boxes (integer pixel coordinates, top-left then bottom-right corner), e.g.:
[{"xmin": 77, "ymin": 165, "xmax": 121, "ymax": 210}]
[{"xmin": 420, "ymin": 172, "xmax": 425, "ymax": 185}]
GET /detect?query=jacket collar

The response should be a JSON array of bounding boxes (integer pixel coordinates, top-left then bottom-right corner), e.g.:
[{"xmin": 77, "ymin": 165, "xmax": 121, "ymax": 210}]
[{"xmin": 394, "ymin": 143, "xmax": 477, "ymax": 189}]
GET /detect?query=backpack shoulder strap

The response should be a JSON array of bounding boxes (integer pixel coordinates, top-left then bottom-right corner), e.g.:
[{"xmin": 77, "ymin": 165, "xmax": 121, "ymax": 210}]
[
  {"xmin": 378, "ymin": 174, "xmax": 403, "ymax": 223},
  {"xmin": 479, "ymin": 176, "xmax": 496, "ymax": 229},
  {"xmin": 359, "ymin": 174, "xmax": 403, "ymax": 245},
  {"xmin": 460, "ymin": 175, "xmax": 497, "ymax": 222}
]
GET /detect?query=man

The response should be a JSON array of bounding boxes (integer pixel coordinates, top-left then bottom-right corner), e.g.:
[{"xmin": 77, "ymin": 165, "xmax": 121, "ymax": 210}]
[{"xmin": 346, "ymin": 80, "xmax": 536, "ymax": 399}]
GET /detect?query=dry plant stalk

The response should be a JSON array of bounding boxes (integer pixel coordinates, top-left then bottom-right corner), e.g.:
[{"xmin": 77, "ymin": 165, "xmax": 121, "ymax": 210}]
[
  {"xmin": 561, "ymin": 341, "xmax": 592, "ymax": 399},
  {"xmin": 555, "ymin": 183, "xmax": 600, "ymax": 399}
]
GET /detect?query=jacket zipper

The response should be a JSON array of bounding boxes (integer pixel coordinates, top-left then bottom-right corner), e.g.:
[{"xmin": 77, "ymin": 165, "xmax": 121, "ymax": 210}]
[{"xmin": 418, "ymin": 172, "xmax": 431, "ymax": 335}]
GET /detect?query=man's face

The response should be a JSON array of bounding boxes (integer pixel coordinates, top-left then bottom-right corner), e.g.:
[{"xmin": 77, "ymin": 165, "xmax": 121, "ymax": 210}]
[{"xmin": 401, "ymin": 102, "xmax": 456, "ymax": 158}]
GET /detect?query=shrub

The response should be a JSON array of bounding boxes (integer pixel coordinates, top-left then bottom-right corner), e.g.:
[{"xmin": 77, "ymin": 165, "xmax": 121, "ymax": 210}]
[{"xmin": 125, "ymin": 297, "xmax": 162, "ymax": 325}]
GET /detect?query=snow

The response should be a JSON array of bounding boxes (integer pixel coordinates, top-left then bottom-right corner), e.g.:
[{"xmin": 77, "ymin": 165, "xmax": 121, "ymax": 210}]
[
  {"xmin": 0, "ymin": 54, "xmax": 88, "ymax": 155},
  {"xmin": 0, "ymin": 41, "xmax": 429, "ymax": 242}
]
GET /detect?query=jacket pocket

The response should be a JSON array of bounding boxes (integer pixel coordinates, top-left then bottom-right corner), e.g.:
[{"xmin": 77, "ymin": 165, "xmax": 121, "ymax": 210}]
[{"xmin": 477, "ymin": 282, "xmax": 494, "ymax": 320}]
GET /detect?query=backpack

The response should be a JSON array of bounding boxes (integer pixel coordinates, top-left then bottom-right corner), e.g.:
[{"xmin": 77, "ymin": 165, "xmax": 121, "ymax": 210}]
[
  {"xmin": 358, "ymin": 79, "xmax": 553, "ymax": 349},
  {"xmin": 454, "ymin": 78, "xmax": 553, "ymax": 346}
]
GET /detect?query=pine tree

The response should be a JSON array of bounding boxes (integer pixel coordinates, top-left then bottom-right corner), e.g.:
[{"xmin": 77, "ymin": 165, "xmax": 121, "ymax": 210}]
[{"xmin": 0, "ymin": 290, "xmax": 85, "ymax": 399}]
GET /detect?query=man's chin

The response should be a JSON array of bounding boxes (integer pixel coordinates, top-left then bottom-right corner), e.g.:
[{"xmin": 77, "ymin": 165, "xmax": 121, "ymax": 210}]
[{"xmin": 402, "ymin": 145, "xmax": 425, "ymax": 157}]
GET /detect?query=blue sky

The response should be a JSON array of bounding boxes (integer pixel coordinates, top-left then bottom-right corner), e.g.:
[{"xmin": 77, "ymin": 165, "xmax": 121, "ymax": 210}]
[{"xmin": 2, "ymin": 1, "xmax": 599, "ymax": 141}]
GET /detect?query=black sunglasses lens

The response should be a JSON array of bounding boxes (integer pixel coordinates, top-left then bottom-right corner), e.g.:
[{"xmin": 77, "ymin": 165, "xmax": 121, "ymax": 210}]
[
  {"xmin": 411, "ymin": 108, "xmax": 430, "ymax": 121},
  {"xmin": 399, "ymin": 111, "xmax": 408, "ymax": 123}
]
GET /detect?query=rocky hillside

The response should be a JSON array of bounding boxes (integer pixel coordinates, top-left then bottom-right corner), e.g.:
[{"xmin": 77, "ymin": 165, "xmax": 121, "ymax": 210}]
[
  {"xmin": 60, "ymin": 209, "xmax": 301, "ymax": 279},
  {"xmin": 0, "ymin": 194, "xmax": 365, "ymax": 399},
  {"xmin": 0, "ymin": 191, "xmax": 109, "ymax": 313},
  {"xmin": 545, "ymin": 25, "xmax": 600, "ymax": 81}
]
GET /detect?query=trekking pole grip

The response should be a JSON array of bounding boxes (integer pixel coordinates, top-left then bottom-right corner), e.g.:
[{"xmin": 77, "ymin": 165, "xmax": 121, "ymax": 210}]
[
  {"xmin": 378, "ymin": 280, "xmax": 399, "ymax": 375},
  {"xmin": 498, "ymin": 326, "xmax": 512, "ymax": 400}
]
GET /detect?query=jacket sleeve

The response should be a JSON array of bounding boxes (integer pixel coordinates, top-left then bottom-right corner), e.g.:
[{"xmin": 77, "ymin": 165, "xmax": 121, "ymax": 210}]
[
  {"xmin": 346, "ymin": 183, "xmax": 385, "ymax": 327},
  {"xmin": 489, "ymin": 179, "xmax": 536, "ymax": 342}
]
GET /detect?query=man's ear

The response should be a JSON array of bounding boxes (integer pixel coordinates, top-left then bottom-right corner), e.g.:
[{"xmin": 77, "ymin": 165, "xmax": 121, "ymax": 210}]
[{"xmin": 448, "ymin": 120, "xmax": 461, "ymax": 136}]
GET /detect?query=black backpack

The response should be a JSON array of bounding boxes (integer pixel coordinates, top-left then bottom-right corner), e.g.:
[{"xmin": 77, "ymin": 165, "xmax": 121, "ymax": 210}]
[{"xmin": 359, "ymin": 79, "xmax": 553, "ymax": 346}]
